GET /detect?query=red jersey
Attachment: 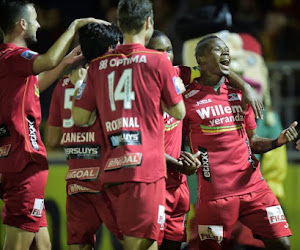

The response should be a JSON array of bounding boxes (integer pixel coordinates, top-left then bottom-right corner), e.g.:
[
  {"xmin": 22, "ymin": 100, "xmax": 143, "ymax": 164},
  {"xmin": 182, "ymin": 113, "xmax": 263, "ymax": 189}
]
[
  {"xmin": 75, "ymin": 43, "xmax": 182, "ymax": 184},
  {"xmin": 164, "ymin": 66, "xmax": 195, "ymax": 188},
  {"xmin": 0, "ymin": 43, "xmax": 47, "ymax": 173},
  {"xmin": 48, "ymin": 76, "xmax": 103, "ymax": 184},
  {"xmin": 183, "ymin": 78, "xmax": 266, "ymax": 200}
]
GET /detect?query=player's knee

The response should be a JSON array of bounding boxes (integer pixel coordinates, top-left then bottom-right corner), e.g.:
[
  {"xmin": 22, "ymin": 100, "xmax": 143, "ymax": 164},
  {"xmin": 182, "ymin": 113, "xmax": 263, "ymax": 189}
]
[{"xmin": 277, "ymin": 237, "xmax": 290, "ymax": 250}]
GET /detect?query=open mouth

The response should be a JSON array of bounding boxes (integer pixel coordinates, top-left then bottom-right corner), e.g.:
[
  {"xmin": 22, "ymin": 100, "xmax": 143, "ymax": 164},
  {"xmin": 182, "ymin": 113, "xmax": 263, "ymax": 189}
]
[{"xmin": 220, "ymin": 58, "xmax": 230, "ymax": 66}]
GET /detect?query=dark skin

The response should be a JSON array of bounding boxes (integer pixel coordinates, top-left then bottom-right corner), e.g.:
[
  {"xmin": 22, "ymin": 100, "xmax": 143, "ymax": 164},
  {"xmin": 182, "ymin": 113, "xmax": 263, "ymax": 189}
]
[{"xmin": 197, "ymin": 37, "xmax": 297, "ymax": 249}]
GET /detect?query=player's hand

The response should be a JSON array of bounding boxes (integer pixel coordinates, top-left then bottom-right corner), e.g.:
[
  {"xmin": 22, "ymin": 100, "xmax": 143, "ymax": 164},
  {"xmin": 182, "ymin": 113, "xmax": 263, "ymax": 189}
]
[
  {"xmin": 296, "ymin": 139, "xmax": 300, "ymax": 150},
  {"xmin": 241, "ymin": 84, "xmax": 264, "ymax": 120},
  {"xmin": 178, "ymin": 151, "xmax": 201, "ymax": 176},
  {"xmin": 62, "ymin": 46, "xmax": 84, "ymax": 65},
  {"xmin": 175, "ymin": 77, "xmax": 186, "ymax": 94},
  {"xmin": 71, "ymin": 18, "xmax": 110, "ymax": 30},
  {"xmin": 277, "ymin": 121, "xmax": 298, "ymax": 146}
]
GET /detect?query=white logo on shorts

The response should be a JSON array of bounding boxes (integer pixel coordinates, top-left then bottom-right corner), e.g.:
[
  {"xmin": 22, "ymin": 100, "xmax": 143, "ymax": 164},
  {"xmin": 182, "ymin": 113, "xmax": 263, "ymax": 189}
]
[
  {"xmin": 198, "ymin": 225, "xmax": 223, "ymax": 244},
  {"xmin": 158, "ymin": 205, "xmax": 165, "ymax": 230},
  {"xmin": 31, "ymin": 198, "xmax": 44, "ymax": 217},
  {"xmin": 266, "ymin": 205, "xmax": 286, "ymax": 224}
]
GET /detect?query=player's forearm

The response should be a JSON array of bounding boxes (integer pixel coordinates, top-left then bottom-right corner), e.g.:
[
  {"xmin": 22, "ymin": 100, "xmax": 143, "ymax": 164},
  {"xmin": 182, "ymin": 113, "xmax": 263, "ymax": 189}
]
[
  {"xmin": 228, "ymin": 70, "xmax": 247, "ymax": 91},
  {"xmin": 250, "ymin": 136, "xmax": 280, "ymax": 154},
  {"xmin": 165, "ymin": 153, "xmax": 183, "ymax": 172}
]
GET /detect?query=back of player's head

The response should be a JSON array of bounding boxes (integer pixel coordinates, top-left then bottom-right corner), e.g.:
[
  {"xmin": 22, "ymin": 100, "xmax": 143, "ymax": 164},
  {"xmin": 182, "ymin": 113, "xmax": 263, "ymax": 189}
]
[
  {"xmin": 0, "ymin": 0, "xmax": 33, "ymax": 35},
  {"xmin": 117, "ymin": 0, "xmax": 153, "ymax": 34},
  {"xmin": 151, "ymin": 30, "xmax": 167, "ymax": 39},
  {"xmin": 195, "ymin": 35, "xmax": 220, "ymax": 59},
  {"xmin": 79, "ymin": 23, "xmax": 123, "ymax": 62}
]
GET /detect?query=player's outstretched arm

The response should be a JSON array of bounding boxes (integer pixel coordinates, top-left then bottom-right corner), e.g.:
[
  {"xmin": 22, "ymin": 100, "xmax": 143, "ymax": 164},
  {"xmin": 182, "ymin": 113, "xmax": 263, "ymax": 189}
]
[
  {"xmin": 33, "ymin": 18, "xmax": 109, "ymax": 75},
  {"xmin": 228, "ymin": 71, "xmax": 264, "ymax": 120},
  {"xmin": 47, "ymin": 125, "xmax": 62, "ymax": 148},
  {"xmin": 165, "ymin": 151, "xmax": 200, "ymax": 176},
  {"xmin": 162, "ymin": 100, "xmax": 186, "ymax": 120},
  {"xmin": 247, "ymin": 121, "xmax": 298, "ymax": 154},
  {"xmin": 38, "ymin": 46, "xmax": 83, "ymax": 93}
]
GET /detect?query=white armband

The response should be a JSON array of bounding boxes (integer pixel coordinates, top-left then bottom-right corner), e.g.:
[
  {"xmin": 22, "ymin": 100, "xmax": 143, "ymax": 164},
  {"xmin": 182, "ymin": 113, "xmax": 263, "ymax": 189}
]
[{"xmin": 74, "ymin": 80, "xmax": 83, "ymax": 91}]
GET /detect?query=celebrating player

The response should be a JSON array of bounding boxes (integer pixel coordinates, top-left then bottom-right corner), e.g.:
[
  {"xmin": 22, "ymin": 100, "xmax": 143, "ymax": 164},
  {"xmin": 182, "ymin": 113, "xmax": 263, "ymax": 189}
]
[{"xmin": 183, "ymin": 35, "xmax": 297, "ymax": 250}]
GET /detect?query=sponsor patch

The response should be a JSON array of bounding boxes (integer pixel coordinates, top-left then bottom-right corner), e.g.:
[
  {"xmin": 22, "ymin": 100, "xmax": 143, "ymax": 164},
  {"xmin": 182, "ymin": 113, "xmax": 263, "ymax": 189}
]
[
  {"xmin": 198, "ymin": 146, "xmax": 211, "ymax": 182},
  {"xmin": 108, "ymin": 130, "xmax": 142, "ymax": 148},
  {"xmin": 26, "ymin": 115, "xmax": 39, "ymax": 151},
  {"xmin": 158, "ymin": 205, "xmax": 165, "ymax": 230},
  {"xmin": 21, "ymin": 50, "xmax": 38, "ymax": 60},
  {"xmin": 184, "ymin": 89, "xmax": 200, "ymax": 99},
  {"xmin": 173, "ymin": 76, "xmax": 181, "ymax": 94},
  {"xmin": 228, "ymin": 93, "xmax": 241, "ymax": 101},
  {"xmin": 0, "ymin": 124, "xmax": 10, "ymax": 138},
  {"xmin": 76, "ymin": 83, "xmax": 86, "ymax": 100},
  {"xmin": 67, "ymin": 183, "xmax": 99, "ymax": 195},
  {"xmin": 196, "ymin": 99, "xmax": 212, "ymax": 106},
  {"xmin": 266, "ymin": 205, "xmax": 287, "ymax": 224},
  {"xmin": 198, "ymin": 225, "xmax": 223, "ymax": 244},
  {"xmin": 31, "ymin": 198, "xmax": 44, "ymax": 217},
  {"xmin": 65, "ymin": 167, "xmax": 100, "ymax": 180},
  {"xmin": 64, "ymin": 145, "xmax": 101, "ymax": 160},
  {"xmin": 182, "ymin": 213, "xmax": 188, "ymax": 228},
  {"xmin": 0, "ymin": 144, "xmax": 11, "ymax": 158},
  {"xmin": 104, "ymin": 153, "xmax": 142, "ymax": 171},
  {"xmin": 245, "ymin": 139, "xmax": 257, "ymax": 170},
  {"xmin": 34, "ymin": 84, "xmax": 40, "ymax": 97}
]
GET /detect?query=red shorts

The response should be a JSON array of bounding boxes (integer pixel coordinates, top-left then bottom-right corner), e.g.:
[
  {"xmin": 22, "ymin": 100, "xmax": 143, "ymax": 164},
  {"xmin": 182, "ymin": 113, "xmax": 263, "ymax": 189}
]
[
  {"xmin": 196, "ymin": 187, "xmax": 291, "ymax": 249},
  {"xmin": 104, "ymin": 178, "xmax": 166, "ymax": 241},
  {"xmin": 0, "ymin": 162, "xmax": 48, "ymax": 233},
  {"xmin": 66, "ymin": 181, "xmax": 121, "ymax": 245},
  {"xmin": 158, "ymin": 180, "xmax": 190, "ymax": 244}
]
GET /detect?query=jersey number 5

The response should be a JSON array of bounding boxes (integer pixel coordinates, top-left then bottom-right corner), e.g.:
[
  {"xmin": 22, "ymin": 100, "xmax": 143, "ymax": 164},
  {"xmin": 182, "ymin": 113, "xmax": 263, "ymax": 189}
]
[{"xmin": 108, "ymin": 68, "xmax": 135, "ymax": 111}]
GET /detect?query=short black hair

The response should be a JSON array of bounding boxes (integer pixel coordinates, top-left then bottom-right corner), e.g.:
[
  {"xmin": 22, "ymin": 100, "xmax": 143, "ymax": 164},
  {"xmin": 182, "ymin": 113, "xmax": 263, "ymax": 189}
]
[
  {"xmin": 151, "ymin": 30, "xmax": 167, "ymax": 39},
  {"xmin": 195, "ymin": 35, "xmax": 220, "ymax": 59},
  {"xmin": 117, "ymin": 0, "xmax": 153, "ymax": 34},
  {"xmin": 78, "ymin": 23, "xmax": 123, "ymax": 62},
  {"xmin": 0, "ymin": 0, "xmax": 33, "ymax": 35}
]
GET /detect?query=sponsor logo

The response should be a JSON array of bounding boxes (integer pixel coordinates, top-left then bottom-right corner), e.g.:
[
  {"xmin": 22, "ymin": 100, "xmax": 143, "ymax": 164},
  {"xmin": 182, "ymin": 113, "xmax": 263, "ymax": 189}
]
[
  {"xmin": 158, "ymin": 205, "xmax": 165, "ymax": 230},
  {"xmin": 34, "ymin": 84, "xmax": 40, "ymax": 97},
  {"xmin": 173, "ymin": 76, "xmax": 181, "ymax": 95},
  {"xmin": 21, "ymin": 50, "xmax": 38, "ymax": 60},
  {"xmin": 31, "ymin": 198, "xmax": 44, "ymax": 217},
  {"xmin": 64, "ymin": 145, "xmax": 101, "ymax": 160},
  {"xmin": 245, "ymin": 139, "xmax": 257, "ymax": 170},
  {"xmin": 62, "ymin": 78, "xmax": 70, "ymax": 87},
  {"xmin": 196, "ymin": 105, "xmax": 243, "ymax": 119},
  {"xmin": 0, "ymin": 124, "xmax": 10, "ymax": 138},
  {"xmin": 184, "ymin": 89, "xmax": 200, "ymax": 99},
  {"xmin": 65, "ymin": 167, "xmax": 100, "ymax": 180},
  {"xmin": 196, "ymin": 99, "xmax": 212, "ymax": 106},
  {"xmin": 198, "ymin": 146, "xmax": 211, "ymax": 182},
  {"xmin": 26, "ymin": 115, "xmax": 39, "ymax": 151},
  {"xmin": 105, "ymin": 117, "xmax": 139, "ymax": 132},
  {"xmin": 183, "ymin": 213, "xmax": 188, "ymax": 228},
  {"xmin": 99, "ymin": 55, "xmax": 147, "ymax": 69},
  {"xmin": 266, "ymin": 205, "xmax": 287, "ymax": 224},
  {"xmin": 61, "ymin": 132, "xmax": 95, "ymax": 144},
  {"xmin": 284, "ymin": 224, "xmax": 289, "ymax": 228},
  {"xmin": 0, "ymin": 144, "xmax": 11, "ymax": 158},
  {"xmin": 68, "ymin": 183, "xmax": 99, "ymax": 195},
  {"xmin": 109, "ymin": 130, "xmax": 142, "ymax": 148},
  {"xmin": 198, "ymin": 225, "xmax": 223, "ymax": 243},
  {"xmin": 76, "ymin": 83, "xmax": 86, "ymax": 100},
  {"xmin": 228, "ymin": 93, "xmax": 241, "ymax": 101},
  {"xmin": 104, "ymin": 153, "xmax": 142, "ymax": 171}
]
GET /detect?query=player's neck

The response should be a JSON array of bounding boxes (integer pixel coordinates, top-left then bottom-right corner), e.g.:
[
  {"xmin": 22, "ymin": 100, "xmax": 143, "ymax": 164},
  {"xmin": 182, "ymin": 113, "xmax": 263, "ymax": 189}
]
[
  {"xmin": 123, "ymin": 32, "xmax": 146, "ymax": 46},
  {"xmin": 200, "ymin": 72, "xmax": 223, "ymax": 87},
  {"xmin": 4, "ymin": 33, "xmax": 27, "ymax": 48}
]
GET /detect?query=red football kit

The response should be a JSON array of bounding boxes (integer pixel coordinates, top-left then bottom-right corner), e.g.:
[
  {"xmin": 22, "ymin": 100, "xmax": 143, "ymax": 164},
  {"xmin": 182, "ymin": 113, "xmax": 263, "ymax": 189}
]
[
  {"xmin": 183, "ymin": 78, "xmax": 291, "ymax": 248},
  {"xmin": 75, "ymin": 43, "xmax": 182, "ymax": 240},
  {"xmin": 48, "ymin": 76, "xmax": 120, "ymax": 244},
  {"xmin": 0, "ymin": 44, "xmax": 48, "ymax": 232}
]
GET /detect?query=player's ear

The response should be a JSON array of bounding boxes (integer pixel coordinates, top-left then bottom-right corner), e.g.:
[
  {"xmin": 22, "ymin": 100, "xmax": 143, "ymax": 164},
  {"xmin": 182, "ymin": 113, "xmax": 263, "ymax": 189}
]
[
  {"xmin": 145, "ymin": 16, "xmax": 153, "ymax": 30},
  {"xmin": 19, "ymin": 18, "xmax": 28, "ymax": 31},
  {"xmin": 198, "ymin": 56, "xmax": 206, "ymax": 64}
]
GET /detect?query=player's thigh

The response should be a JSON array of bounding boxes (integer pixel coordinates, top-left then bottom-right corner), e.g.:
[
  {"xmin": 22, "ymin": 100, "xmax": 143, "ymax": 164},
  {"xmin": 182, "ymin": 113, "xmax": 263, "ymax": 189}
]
[
  {"xmin": 31, "ymin": 227, "xmax": 51, "ymax": 250},
  {"xmin": 4, "ymin": 225, "xmax": 35, "ymax": 250},
  {"xmin": 239, "ymin": 188, "xmax": 291, "ymax": 240},
  {"xmin": 261, "ymin": 236, "xmax": 290, "ymax": 250},
  {"xmin": 124, "ymin": 235, "xmax": 156, "ymax": 250}
]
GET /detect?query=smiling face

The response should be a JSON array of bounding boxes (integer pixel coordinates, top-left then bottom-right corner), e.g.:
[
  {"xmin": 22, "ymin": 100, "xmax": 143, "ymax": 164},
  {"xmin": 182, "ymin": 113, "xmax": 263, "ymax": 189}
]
[
  {"xmin": 147, "ymin": 34, "xmax": 174, "ymax": 62},
  {"xmin": 198, "ymin": 38, "xmax": 231, "ymax": 77},
  {"xmin": 24, "ymin": 4, "xmax": 40, "ymax": 45}
]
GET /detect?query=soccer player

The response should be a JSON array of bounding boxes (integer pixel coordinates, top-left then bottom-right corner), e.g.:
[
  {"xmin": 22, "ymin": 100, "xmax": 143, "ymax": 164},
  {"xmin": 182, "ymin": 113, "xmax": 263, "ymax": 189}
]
[
  {"xmin": 183, "ymin": 35, "xmax": 298, "ymax": 250},
  {"xmin": 47, "ymin": 23, "xmax": 123, "ymax": 250},
  {"xmin": 147, "ymin": 30, "xmax": 265, "ymax": 250},
  {"xmin": 72, "ymin": 0, "xmax": 185, "ymax": 249},
  {"xmin": 0, "ymin": 0, "xmax": 107, "ymax": 248}
]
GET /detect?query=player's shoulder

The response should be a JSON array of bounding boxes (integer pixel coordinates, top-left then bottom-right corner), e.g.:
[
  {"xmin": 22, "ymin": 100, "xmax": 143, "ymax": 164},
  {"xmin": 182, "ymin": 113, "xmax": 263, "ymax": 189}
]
[{"xmin": 183, "ymin": 82, "xmax": 202, "ymax": 100}]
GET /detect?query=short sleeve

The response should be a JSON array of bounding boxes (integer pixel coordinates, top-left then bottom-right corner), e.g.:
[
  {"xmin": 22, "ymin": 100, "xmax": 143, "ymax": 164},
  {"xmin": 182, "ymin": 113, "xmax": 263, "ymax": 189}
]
[
  {"xmin": 244, "ymin": 105, "xmax": 257, "ymax": 130},
  {"xmin": 48, "ymin": 83, "xmax": 62, "ymax": 127},
  {"xmin": 74, "ymin": 65, "xmax": 97, "ymax": 112},
  {"xmin": 159, "ymin": 56, "xmax": 183, "ymax": 107},
  {"xmin": 6, "ymin": 49, "xmax": 38, "ymax": 76}
]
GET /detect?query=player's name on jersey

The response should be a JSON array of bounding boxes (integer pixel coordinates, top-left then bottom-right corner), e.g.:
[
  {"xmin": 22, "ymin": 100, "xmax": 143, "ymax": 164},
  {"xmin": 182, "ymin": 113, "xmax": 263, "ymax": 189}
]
[
  {"xmin": 105, "ymin": 117, "xmax": 139, "ymax": 132},
  {"xmin": 61, "ymin": 132, "xmax": 95, "ymax": 144},
  {"xmin": 99, "ymin": 55, "xmax": 147, "ymax": 70}
]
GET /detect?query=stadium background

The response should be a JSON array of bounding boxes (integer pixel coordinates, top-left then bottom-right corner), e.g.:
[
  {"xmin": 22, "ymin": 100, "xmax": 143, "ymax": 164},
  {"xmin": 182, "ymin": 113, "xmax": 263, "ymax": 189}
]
[{"xmin": 1, "ymin": 0, "xmax": 300, "ymax": 249}]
